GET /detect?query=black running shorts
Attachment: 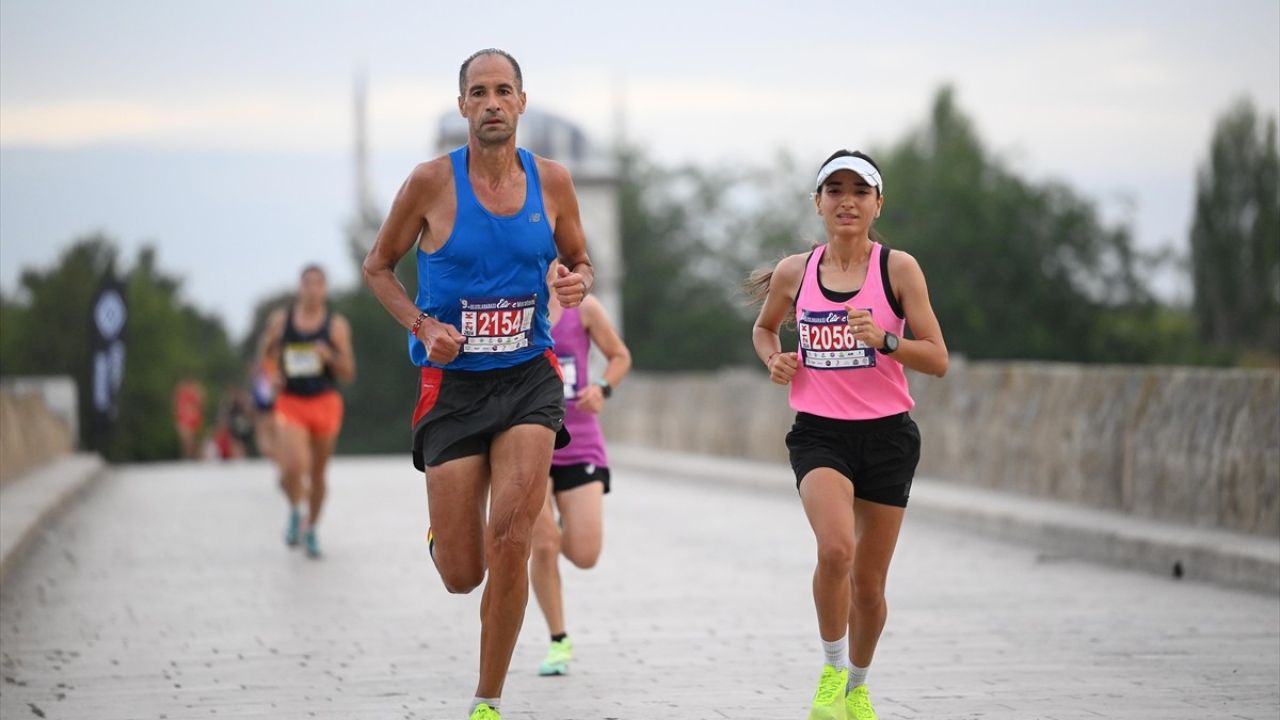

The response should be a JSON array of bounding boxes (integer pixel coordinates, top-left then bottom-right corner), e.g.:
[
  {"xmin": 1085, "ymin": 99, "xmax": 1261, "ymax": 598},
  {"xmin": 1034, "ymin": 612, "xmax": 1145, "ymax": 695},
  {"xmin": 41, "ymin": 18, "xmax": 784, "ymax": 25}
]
[
  {"xmin": 785, "ymin": 411, "xmax": 921, "ymax": 508},
  {"xmin": 550, "ymin": 462, "xmax": 611, "ymax": 494},
  {"xmin": 412, "ymin": 350, "xmax": 570, "ymax": 470}
]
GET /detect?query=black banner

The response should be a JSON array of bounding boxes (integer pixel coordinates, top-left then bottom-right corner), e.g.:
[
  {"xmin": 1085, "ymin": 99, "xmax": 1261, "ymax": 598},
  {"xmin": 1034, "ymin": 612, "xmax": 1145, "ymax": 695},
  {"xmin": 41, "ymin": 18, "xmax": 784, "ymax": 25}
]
[{"xmin": 89, "ymin": 273, "xmax": 127, "ymax": 446}]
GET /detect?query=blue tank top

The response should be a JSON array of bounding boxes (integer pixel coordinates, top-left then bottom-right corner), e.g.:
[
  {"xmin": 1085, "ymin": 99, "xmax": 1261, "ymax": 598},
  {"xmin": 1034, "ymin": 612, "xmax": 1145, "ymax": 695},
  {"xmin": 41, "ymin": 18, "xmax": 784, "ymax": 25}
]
[{"xmin": 409, "ymin": 146, "xmax": 558, "ymax": 371}]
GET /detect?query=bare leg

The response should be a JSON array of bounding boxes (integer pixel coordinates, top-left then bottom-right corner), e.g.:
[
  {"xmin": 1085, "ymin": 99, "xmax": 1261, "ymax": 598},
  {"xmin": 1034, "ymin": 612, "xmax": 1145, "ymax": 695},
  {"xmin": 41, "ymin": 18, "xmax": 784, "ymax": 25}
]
[
  {"xmin": 425, "ymin": 454, "xmax": 490, "ymax": 594},
  {"xmin": 557, "ymin": 481, "xmax": 604, "ymax": 569},
  {"xmin": 847, "ymin": 499, "xmax": 905, "ymax": 667},
  {"xmin": 178, "ymin": 428, "xmax": 197, "ymax": 460},
  {"xmin": 530, "ymin": 481, "xmax": 564, "ymax": 636},
  {"xmin": 254, "ymin": 413, "xmax": 277, "ymax": 460},
  {"xmin": 800, "ymin": 469, "xmax": 856, "ymax": 643},
  {"xmin": 306, "ymin": 433, "xmax": 338, "ymax": 527},
  {"xmin": 477, "ymin": 424, "xmax": 555, "ymax": 699},
  {"xmin": 275, "ymin": 421, "xmax": 311, "ymax": 507},
  {"xmin": 531, "ymin": 478, "xmax": 605, "ymax": 638}
]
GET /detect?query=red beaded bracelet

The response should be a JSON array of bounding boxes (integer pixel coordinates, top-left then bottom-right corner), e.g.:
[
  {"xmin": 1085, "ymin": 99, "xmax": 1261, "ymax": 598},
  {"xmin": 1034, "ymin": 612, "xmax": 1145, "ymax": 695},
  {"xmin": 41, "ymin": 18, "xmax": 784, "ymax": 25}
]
[{"xmin": 410, "ymin": 311, "xmax": 429, "ymax": 336}]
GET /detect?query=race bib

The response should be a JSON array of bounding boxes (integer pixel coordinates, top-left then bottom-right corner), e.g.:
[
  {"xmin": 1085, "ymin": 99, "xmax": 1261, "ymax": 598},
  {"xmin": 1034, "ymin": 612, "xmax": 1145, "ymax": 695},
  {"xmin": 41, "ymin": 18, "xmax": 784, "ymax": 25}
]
[
  {"xmin": 558, "ymin": 355, "xmax": 578, "ymax": 399},
  {"xmin": 798, "ymin": 308, "xmax": 877, "ymax": 370},
  {"xmin": 283, "ymin": 343, "xmax": 324, "ymax": 377},
  {"xmin": 459, "ymin": 294, "xmax": 536, "ymax": 354}
]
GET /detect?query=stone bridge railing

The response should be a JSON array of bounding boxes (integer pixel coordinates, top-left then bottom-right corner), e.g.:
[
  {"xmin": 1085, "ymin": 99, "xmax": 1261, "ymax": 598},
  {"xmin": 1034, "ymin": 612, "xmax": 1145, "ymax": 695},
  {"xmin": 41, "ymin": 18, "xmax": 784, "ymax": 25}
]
[
  {"xmin": 0, "ymin": 377, "xmax": 77, "ymax": 484},
  {"xmin": 599, "ymin": 361, "xmax": 1279, "ymax": 536}
]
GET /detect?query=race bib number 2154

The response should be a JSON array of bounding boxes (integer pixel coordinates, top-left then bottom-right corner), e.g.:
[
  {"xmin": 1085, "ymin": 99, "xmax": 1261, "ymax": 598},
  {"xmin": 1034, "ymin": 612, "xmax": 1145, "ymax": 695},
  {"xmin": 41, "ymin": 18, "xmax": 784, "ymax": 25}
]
[{"xmin": 460, "ymin": 295, "xmax": 537, "ymax": 353}]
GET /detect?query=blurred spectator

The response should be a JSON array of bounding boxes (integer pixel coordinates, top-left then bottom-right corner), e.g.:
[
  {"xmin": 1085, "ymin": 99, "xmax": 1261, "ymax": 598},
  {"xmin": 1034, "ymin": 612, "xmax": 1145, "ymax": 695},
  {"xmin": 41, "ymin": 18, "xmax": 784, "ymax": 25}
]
[{"xmin": 172, "ymin": 376, "xmax": 206, "ymax": 460}]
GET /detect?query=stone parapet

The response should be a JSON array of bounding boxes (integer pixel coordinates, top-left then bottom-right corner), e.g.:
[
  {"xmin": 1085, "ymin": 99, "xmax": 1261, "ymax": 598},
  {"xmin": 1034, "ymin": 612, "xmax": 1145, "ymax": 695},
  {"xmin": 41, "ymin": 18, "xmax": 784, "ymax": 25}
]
[
  {"xmin": 599, "ymin": 361, "xmax": 1280, "ymax": 536},
  {"xmin": 0, "ymin": 379, "xmax": 76, "ymax": 484}
]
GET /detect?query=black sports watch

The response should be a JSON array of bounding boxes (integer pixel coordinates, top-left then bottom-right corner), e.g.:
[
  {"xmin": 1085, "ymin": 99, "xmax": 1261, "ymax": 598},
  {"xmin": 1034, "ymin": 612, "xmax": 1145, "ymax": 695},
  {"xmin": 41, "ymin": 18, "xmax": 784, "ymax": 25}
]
[
  {"xmin": 880, "ymin": 331, "xmax": 899, "ymax": 354},
  {"xmin": 595, "ymin": 379, "xmax": 613, "ymax": 399}
]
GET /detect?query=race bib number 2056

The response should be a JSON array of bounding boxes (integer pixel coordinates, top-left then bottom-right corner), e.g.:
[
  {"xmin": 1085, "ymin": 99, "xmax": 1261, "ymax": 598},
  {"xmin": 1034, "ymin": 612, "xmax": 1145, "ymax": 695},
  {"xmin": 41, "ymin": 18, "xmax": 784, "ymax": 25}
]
[
  {"xmin": 460, "ymin": 294, "xmax": 537, "ymax": 353},
  {"xmin": 798, "ymin": 308, "xmax": 876, "ymax": 370}
]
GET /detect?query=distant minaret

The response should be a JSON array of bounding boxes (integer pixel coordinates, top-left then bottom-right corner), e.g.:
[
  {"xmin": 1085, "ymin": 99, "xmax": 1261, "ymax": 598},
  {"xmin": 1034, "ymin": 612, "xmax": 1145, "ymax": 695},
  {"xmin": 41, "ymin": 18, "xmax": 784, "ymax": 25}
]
[{"xmin": 350, "ymin": 70, "xmax": 379, "ymax": 251}]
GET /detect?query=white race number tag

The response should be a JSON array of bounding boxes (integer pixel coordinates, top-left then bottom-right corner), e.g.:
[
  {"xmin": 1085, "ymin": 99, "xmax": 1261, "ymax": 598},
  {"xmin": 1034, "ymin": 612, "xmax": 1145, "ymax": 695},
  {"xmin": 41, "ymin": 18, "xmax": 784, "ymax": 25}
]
[
  {"xmin": 459, "ymin": 295, "xmax": 537, "ymax": 353},
  {"xmin": 798, "ymin": 308, "xmax": 877, "ymax": 370},
  {"xmin": 283, "ymin": 343, "xmax": 324, "ymax": 377},
  {"xmin": 558, "ymin": 356, "xmax": 578, "ymax": 399}
]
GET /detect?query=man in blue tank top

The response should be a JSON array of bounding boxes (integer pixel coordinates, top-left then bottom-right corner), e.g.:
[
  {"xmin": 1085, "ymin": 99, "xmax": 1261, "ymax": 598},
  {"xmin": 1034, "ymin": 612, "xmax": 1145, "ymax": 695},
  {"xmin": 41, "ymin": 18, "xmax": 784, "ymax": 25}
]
[{"xmin": 362, "ymin": 48, "xmax": 594, "ymax": 720}]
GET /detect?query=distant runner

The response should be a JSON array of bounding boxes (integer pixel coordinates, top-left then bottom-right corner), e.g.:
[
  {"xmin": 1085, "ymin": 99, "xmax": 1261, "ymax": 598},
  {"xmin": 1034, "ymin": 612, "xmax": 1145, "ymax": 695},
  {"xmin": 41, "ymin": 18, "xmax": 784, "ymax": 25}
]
[
  {"xmin": 257, "ymin": 264, "xmax": 356, "ymax": 558},
  {"xmin": 530, "ymin": 290, "xmax": 630, "ymax": 677}
]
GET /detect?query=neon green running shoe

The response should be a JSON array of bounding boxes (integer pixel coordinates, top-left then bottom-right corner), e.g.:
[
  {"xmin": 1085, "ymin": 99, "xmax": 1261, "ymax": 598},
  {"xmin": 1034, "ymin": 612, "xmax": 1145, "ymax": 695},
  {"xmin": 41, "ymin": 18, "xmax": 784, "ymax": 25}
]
[
  {"xmin": 469, "ymin": 703, "xmax": 500, "ymax": 720},
  {"xmin": 845, "ymin": 684, "xmax": 879, "ymax": 720},
  {"xmin": 537, "ymin": 637, "xmax": 573, "ymax": 676},
  {"xmin": 807, "ymin": 664, "xmax": 849, "ymax": 720}
]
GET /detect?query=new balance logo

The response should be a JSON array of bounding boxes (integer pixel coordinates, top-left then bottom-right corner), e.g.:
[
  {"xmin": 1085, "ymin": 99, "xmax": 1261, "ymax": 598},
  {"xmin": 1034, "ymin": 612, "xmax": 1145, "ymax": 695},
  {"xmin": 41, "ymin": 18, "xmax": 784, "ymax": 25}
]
[{"xmin": 530, "ymin": 213, "xmax": 542, "ymax": 223}]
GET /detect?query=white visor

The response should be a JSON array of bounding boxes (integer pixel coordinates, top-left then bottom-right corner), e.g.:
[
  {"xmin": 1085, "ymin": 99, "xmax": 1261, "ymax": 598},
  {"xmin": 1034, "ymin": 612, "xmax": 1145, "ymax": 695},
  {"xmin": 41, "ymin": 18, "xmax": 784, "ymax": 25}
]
[{"xmin": 814, "ymin": 156, "xmax": 883, "ymax": 194}]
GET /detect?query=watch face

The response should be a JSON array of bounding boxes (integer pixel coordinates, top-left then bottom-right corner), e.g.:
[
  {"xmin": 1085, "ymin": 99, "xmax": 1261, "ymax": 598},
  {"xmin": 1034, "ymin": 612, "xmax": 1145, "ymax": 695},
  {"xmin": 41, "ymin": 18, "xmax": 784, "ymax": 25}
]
[{"xmin": 884, "ymin": 333, "xmax": 898, "ymax": 353}]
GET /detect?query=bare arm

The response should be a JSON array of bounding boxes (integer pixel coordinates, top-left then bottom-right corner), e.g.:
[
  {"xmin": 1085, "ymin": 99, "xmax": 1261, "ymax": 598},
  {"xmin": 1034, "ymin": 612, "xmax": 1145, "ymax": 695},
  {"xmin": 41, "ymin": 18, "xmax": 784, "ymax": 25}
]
[
  {"xmin": 581, "ymin": 295, "xmax": 631, "ymax": 387},
  {"xmin": 846, "ymin": 252, "xmax": 948, "ymax": 376},
  {"xmin": 571, "ymin": 295, "xmax": 631, "ymax": 414},
  {"xmin": 538, "ymin": 158, "xmax": 593, "ymax": 307},
  {"xmin": 361, "ymin": 160, "xmax": 465, "ymax": 364},
  {"xmin": 362, "ymin": 162, "xmax": 438, "ymax": 329},
  {"xmin": 256, "ymin": 309, "xmax": 286, "ymax": 367},
  {"xmin": 889, "ymin": 252, "xmax": 948, "ymax": 377},
  {"xmin": 326, "ymin": 314, "xmax": 357, "ymax": 383},
  {"xmin": 751, "ymin": 254, "xmax": 806, "ymax": 385}
]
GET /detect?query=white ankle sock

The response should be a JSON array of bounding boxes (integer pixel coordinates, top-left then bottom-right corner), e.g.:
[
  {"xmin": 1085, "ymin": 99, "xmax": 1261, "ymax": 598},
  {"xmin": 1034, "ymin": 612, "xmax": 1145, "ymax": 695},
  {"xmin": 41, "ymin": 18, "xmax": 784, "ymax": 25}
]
[
  {"xmin": 848, "ymin": 663, "xmax": 869, "ymax": 688},
  {"xmin": 821, "ymin": 636, "xmax": 849, "ymax": 669},
  {"xmin": 470, "ymin": 697, "xmax": 500, "ymax": 713}
]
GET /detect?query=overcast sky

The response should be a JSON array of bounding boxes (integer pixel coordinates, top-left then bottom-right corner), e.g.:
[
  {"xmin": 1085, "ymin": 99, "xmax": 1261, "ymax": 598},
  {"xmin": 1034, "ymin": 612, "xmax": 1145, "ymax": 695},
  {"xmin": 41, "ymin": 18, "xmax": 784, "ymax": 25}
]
[{"xmin": 2, "ymin": 0, "xmax": 1277, "ymax": 340}]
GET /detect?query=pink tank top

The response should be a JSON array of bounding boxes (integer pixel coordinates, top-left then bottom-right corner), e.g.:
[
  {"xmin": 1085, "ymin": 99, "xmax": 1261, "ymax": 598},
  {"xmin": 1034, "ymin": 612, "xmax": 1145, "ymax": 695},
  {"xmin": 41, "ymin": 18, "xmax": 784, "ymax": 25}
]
[
  {"xmin": 789, "ymin": 242, "xmax": 914, "ymax": 420},
  {"xmin": 550, "ymin": 307, "xmax": 608, "ymax": 468}
]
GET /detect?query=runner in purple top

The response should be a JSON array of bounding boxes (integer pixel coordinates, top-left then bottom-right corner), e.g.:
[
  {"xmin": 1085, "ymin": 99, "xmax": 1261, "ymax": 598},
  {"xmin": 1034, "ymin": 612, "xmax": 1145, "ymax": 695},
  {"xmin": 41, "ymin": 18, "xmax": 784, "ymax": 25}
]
[{"xmin": 529, "ymin": 285, "xmax": 631, "ymax": 677}]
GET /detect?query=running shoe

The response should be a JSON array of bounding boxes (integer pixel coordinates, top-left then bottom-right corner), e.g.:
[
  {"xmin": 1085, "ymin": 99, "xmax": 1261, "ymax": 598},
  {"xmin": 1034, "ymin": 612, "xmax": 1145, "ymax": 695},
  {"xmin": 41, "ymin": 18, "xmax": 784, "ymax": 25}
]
[
  {"xmin": 845, "ymin": 684, "xmax": 878, "ymax": 720},
  {"xmin": 807, "ymin": 664, "xmax": 849, "ymax": 720},
  {"xmin": 537, "ymin": 637, "xmax": 573, "ymax": 676},
  {"xmin": 303, "ymin": 528, "xmax": 320, "ymax": 558},
  {"xmin": 284, "ymin": 508, "xmax": 301, "ymax": 547},
  {"xmin": 469, "ymin": 703, "xmax": 500, "ymax": 720}
]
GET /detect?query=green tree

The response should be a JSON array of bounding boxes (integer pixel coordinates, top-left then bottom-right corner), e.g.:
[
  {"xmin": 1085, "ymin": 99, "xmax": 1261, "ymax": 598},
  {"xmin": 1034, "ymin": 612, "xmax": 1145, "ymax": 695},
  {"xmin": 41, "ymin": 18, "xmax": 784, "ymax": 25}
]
[
  {"xmin": 1190, "ymin": 99, "xmax": 1280, "ymax": 358},
  {"xmin": 617, "ymin": 147, "xmax": 767, "ymax": 370},
  {"xmin": 875, "ymin": 87, "xmax": 1171, "ymax": 362},
  {"xmin": 111, "ymin": 247, "xmax": 240, "ymax": 460},
  {"xmin": 0, "ymin": 237, "xmax": 117, "ymax": 444},
  {"xmin": 0, "ymin": 236, "xmax": 240, "ymax": 460}
]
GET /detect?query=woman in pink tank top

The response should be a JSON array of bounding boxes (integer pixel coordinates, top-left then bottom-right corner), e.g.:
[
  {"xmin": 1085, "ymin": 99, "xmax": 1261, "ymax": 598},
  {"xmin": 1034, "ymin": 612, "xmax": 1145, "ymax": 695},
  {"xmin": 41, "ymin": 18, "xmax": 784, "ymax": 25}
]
[{"xmin": 748, "ymin": 150, "xmax": 949, "ymax": 720}]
